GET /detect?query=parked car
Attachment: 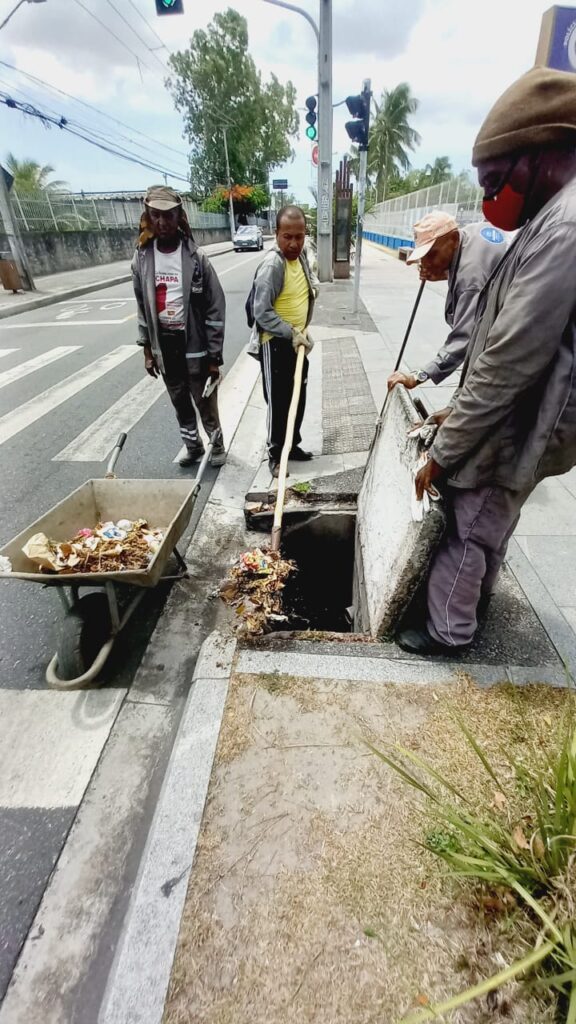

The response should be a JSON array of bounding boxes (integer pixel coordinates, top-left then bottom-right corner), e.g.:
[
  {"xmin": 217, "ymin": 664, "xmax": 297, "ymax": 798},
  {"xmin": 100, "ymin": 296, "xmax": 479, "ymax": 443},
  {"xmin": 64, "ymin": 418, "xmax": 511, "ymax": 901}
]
[{"xmin": 234, "ymin": 225, "xmax": 263, "ymax": 252}]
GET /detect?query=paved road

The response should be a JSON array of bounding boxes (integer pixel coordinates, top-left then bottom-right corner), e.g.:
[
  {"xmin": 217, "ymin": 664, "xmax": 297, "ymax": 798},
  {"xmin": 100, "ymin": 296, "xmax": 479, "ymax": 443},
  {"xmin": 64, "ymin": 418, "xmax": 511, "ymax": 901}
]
[{"xmin": 0, "ymin": 245, "xmax": 269, "ymax": 691}]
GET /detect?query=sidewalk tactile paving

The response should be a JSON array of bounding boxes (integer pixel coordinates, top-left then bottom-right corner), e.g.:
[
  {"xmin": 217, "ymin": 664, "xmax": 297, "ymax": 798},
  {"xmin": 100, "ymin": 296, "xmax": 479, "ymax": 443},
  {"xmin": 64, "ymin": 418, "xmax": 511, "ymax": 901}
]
[{"xmin": 322, "ymin": 336, "xmax": 376, "ymax": 454}]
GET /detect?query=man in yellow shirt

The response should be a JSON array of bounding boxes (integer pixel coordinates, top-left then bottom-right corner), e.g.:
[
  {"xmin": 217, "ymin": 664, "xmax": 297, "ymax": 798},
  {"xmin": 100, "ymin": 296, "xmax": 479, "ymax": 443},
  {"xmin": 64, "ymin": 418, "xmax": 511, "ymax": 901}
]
[{"xmin": 253, "ymin": 206, "xmax": 317, "ymax": 476}]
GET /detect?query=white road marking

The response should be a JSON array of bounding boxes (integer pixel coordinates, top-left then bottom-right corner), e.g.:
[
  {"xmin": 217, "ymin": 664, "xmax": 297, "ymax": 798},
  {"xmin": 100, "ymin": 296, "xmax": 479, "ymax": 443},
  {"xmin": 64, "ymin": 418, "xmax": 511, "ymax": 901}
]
[
  {"xmin": 53, "ymin": 374, "xmax": 164, "ymax": 461},
  {"xmin": 0, "ymin": 315, "xmax": 136, "ymax": 327},
  {"xmin": 0, "ymin": 345, "xmax": 137, "ymax": 447},
  {"xmin": 56, "ymin": 297, "xmax": 135, "ymax": 303},
  {"xmin": 0, "ymin": 348, "xmax": 19, "ymax": 358},
  {"xmin": 0, "ymin": 346, "xmax": 80, "ymax": 391}
]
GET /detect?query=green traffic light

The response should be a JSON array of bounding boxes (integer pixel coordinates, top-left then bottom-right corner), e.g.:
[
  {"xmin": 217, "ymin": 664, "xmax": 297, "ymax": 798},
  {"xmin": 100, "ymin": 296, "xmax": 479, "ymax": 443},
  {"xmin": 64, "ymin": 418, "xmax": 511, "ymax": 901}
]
[
  {"xmin": 162, "ymin": 0, "xmax": 176, "ymax": 5},
  {"xmin": 306, "ymin": 125, "xmax": 317, "ymax": 140}
]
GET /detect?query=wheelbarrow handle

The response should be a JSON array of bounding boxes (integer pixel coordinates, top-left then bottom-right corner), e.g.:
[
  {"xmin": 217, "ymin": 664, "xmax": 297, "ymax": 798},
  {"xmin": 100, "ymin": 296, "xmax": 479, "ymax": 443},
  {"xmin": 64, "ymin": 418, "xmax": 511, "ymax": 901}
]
[{"xmin": 105, "ymin": 432, "xmax": 127, "ymax": 478}]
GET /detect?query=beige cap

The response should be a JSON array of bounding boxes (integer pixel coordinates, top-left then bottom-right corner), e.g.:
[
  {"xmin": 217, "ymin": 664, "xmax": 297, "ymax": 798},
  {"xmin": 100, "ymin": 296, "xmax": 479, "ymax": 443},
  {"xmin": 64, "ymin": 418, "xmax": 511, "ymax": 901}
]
[
  {"xmin": 406, "ymin": 211, "xmax": 459, "ymax": 263},
  {"xmin": 145, "ymin": 184, "xmax": 182, "ymax": 211},
  {"xmin": 473, "ymin": 66, "xmax": 576, "ymax": 165}
]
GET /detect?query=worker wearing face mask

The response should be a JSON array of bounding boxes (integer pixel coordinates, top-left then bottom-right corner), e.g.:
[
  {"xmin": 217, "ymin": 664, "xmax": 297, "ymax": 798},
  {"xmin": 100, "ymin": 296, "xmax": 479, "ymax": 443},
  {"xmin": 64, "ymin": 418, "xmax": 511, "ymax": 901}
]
[{"xmin": 397, "ymin": 66, "xmax": 576, "ymax": 655}]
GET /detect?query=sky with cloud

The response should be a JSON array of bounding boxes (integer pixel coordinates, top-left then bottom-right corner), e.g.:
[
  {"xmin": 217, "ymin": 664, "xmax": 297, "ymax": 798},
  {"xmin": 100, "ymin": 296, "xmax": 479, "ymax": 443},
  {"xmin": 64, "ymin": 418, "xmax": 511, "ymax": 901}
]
[{"xmin": 0, "ymin": 0, "xmax": 565, "ymax": 200}]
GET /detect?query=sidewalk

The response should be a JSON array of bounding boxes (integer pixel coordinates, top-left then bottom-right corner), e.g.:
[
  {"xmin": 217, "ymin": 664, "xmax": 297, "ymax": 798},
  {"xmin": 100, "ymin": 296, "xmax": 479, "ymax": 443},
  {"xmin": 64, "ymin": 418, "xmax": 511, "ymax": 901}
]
[{"xmin": 0, "ymin": 239, "xmax": 235, "ymax": 320}]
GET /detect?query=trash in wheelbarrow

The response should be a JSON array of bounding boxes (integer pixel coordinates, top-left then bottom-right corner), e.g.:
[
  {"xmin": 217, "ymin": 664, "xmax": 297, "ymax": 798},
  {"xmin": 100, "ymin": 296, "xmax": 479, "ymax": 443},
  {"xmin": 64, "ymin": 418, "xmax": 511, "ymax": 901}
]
[{"xmin": 22, "ymin": 518, "xmax": 166, "ymax": 575}]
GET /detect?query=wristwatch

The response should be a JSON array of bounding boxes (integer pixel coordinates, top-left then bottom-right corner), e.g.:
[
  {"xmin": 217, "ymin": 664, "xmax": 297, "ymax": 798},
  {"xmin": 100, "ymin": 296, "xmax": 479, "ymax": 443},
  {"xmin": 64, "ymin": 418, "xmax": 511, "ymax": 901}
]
[{"xmin": 415, "ymin": 369, "xmax": 429, "ymax": 383}]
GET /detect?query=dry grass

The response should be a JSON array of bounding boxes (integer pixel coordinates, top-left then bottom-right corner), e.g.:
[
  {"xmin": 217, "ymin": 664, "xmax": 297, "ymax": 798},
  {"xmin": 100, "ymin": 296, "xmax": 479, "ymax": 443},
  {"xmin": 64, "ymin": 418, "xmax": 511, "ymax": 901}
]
[{"xmin": 163, "ymin": 674, "xmax": 569, "ymax": 1024}]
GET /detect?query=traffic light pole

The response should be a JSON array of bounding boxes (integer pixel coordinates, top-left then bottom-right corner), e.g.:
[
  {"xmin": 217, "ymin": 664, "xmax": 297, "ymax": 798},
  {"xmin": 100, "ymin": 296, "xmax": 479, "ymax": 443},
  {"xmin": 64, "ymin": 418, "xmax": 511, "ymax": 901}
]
[
  {"xmin": 352, "ymin": 78, "xmax": 370, "ymax": 315},
  {"xmin": 0, "ymin": 168, "xmax": 35, "ymax": 291},
  {"xmin": 317, "ymin": 0, "xmax": 333, "ymax": 282},
  {"xmin": 222, "ymin": 127, "xmax": 235, "ymax": 241}
]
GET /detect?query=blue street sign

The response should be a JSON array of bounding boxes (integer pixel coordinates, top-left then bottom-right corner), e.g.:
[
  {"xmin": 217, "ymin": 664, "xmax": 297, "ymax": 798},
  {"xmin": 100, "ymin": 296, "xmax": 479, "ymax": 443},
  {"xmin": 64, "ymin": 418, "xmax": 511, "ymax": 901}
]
[
  {"xmin": 272, "ymin": 179, "xmax": 288, "ymax": 190},
  {"xmin": 537, "ymin": 6, "xmax": 576, "ymax": 71}
]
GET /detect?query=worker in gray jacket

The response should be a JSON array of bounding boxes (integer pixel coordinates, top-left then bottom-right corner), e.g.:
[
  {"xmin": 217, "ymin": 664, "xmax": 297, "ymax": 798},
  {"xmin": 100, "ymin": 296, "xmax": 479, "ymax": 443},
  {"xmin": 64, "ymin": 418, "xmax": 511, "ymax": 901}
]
[
  {"xmin": 253, "ymin": 206, "xmax": 316, "ymax": 476},
  {"xmin": 388, "ymin": 212, "xmax": 508, "ymax": 392},
  {"xmin": 132, "ymin": 185, "xmax": 226, "ymax": 468},
  {"xmin": 399, "ymin": 66, "xmax": 576, "ymax": 655}
]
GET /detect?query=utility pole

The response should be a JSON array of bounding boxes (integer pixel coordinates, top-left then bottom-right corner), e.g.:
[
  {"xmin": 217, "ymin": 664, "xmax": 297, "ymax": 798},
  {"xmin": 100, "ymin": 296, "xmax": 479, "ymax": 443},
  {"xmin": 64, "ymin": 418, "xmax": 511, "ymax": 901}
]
[
  {"xmin": 345, "ymin": 79, "xmax": 371, "ymax": 314},
  {"xmin": 317, "ymin": 0, "xmax": 333, "ymax": 282},
  {"xmin": 222, "ymin": 126, "xmax": 235, "ymax": 240},
  {"xmin": 0, "ymin": 169, "xmax": 35, "ymax": 290}
]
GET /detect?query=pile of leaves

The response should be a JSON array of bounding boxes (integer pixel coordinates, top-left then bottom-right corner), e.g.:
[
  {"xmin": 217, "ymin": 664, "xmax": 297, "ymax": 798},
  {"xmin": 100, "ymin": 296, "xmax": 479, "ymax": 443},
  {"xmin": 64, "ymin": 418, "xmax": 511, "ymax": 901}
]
[{"xmin": 219, "ymin": 547, "xmax": 296, "ymax": 635}]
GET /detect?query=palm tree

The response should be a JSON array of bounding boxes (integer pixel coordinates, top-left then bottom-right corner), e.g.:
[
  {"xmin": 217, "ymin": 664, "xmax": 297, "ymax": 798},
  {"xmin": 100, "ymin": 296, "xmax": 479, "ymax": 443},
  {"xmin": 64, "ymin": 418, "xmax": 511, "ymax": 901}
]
[
  {"xmin": 368, "ymin": 84, "xmax": 421, "ymax": 203},
  {"xmin": 424, "ymin": 155, "xmax": 452, "ymax": 186},
  {"xmin": 5, "ymin": 153, "xmax": 68, "ymax": 194}
]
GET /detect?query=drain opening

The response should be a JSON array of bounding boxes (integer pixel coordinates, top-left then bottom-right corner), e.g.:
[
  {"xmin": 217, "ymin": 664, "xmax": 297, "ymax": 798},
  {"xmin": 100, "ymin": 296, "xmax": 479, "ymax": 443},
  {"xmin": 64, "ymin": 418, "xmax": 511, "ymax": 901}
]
[{"xmin": 279, "ymin": 511, "xmax": 356, "ymax": 632}]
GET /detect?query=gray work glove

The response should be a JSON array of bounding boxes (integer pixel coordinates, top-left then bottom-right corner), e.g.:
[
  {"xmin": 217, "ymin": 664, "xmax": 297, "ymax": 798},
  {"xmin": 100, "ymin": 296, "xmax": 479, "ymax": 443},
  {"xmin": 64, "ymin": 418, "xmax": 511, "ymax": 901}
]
[{"xmin": 292, "ymin": 328, "xmax": 314, "ymax": 353}]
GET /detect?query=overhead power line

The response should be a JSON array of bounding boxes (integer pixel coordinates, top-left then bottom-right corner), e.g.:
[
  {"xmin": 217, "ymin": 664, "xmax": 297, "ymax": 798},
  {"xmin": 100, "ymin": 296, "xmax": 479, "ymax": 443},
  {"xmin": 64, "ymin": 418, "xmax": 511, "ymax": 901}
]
[
  {"xmin": 126, "ymin": 0, "xmax": 168, "ymax": 51},
  {"xmin": 102, "ymin": 0, "xmax": 169, "ymax": 72},
  {"xmin": 72, "ymin": 0, "xmax": 157, "ymax": 77},
  {"xmin": 0, "ymin": 60, "xmax": 188, "ymax": 161},
  {"xmin": 0, "ymin": 92, "xmax": 190, "ymax": 183}
]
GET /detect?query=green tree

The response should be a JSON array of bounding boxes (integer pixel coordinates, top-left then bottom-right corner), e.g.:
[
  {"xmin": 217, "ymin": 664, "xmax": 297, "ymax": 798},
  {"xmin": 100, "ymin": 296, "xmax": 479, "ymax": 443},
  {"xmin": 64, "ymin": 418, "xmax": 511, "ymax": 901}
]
[
  {"xmin": 167, "ymin": 9, "xmax": 298, "ymax": 196},
  {"xmin": 369, "ymin": 83, "xmax": 421, "ymax": 203},
  {"xmin": 423, "ymin": 155, "xmax": 452, "ymax": 185},
  {"xmin": 5, "ymin": 153, "xmax": 68, "ymax": 194}
]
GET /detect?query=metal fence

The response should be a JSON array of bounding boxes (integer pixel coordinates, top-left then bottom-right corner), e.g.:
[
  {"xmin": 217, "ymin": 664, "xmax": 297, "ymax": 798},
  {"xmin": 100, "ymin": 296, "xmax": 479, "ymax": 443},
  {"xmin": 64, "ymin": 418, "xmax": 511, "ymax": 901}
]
[
  {"xmin": 364, "ymin": 179, "xmax": 484, "ymax": 242},
  {"xmin": 2, "ymin": 192, "xmax": 229, "ymax": 234}
]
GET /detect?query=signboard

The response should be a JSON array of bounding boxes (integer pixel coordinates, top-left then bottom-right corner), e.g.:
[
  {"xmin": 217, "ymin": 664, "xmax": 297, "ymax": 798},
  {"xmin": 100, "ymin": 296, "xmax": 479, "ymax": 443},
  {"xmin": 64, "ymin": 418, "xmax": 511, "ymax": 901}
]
[
  {"xmin": 272, "ymin": 179, "xmax": 288, "ymax": 190},
  {"xmin": 536, "ymin": 5, "xmax": 576, "ymax": 70},
  {"xmin": 311, "ymin": 144, "xmax": 319, "ymax": 167}
]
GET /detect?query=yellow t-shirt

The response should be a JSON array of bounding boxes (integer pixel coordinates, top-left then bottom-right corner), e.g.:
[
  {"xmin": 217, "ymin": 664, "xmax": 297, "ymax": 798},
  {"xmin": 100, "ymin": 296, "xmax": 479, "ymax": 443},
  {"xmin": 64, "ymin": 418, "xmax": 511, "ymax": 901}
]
[{"xmin": 262, "ymin": 258, "xmax": 309, "ymax": 344}]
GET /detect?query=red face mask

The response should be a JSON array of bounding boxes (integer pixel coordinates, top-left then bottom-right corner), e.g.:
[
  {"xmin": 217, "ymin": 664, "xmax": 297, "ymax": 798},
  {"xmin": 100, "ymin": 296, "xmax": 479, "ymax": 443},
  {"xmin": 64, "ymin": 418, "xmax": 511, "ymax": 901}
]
[{"xmin": 482, "ymin": 183, "xmax": 526, "ymax": 231}]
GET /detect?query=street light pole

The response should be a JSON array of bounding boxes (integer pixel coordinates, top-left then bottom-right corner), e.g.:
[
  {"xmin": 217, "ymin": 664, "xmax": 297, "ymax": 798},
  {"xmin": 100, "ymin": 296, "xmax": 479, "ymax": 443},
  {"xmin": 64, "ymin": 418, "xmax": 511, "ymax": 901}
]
[
  {"xmin": 0, "ymin": 0, "xmax": 46, "ymax": 32},
  {"xmin": 221, "ymin": 126, "xmax": 235, "ymax": 241},
  {"xmin": 262, "ymin": 0, "xmax": 333, "ymax": 282},
  {"xmin": 317, "ymin": 0, "xmax": 333, "ymax": 282},
  {"xmin": 0, "ymin": 169, "xmax": 35, "ymax": 290}
]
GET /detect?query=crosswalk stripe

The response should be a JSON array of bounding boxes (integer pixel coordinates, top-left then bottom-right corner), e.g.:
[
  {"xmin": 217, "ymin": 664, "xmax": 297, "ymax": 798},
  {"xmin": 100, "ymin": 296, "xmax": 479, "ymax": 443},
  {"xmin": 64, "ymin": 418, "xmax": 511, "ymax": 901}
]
[
  {"xmin": 0, "ymin": 346, "xmax": 80, "ymax": 392},
  {"xmin": 0, "ymin": 348, "xmax": 19, "ymax": 359},
  {"xmin": 0, "ymin": 346, "xmax": 137, "ymax": 447},
  {"xmin": 53, "ymin": 375, "xmax": 164, "ymax": 461}
]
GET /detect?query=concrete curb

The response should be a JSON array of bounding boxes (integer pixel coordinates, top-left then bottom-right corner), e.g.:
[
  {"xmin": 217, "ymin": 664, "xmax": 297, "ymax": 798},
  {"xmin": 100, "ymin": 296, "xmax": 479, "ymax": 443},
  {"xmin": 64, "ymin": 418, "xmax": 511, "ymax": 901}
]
[
  {"xmin": 97, "ymin": 632, "xmax": 236, "ymax": 1024},
  {"xmin": 0, "ymin": 245, "xmax": 235, "ymax": 321}
]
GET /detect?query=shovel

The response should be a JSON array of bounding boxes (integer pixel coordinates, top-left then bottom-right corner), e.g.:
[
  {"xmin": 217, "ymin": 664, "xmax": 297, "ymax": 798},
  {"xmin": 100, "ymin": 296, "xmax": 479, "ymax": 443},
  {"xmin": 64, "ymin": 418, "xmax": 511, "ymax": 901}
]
[{"xmin": 270, "ymin": 344, "xmax": 306, "ymax": 553}]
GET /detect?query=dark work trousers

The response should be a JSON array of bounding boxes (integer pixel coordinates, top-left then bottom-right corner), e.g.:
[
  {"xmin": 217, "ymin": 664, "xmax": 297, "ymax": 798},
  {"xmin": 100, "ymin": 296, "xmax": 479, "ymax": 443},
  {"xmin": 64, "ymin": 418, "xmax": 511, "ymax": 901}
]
[
  {"xmin": 159, "ymin": 330, "xmax": 222, "ymax": 451},
  {"xmin": 426, "ymin": 483, "xmax": 534, "ymax": 647},
  {"xmin": 260, "ymin": 336, "xmax": 309, "ymax": 461}
]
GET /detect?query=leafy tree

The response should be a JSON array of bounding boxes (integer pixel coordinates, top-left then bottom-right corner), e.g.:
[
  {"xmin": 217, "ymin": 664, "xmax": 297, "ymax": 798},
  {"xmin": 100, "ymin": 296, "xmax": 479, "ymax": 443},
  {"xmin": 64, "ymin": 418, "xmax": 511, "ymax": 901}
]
[
  {"xmin": 368, "ymin": 83, "xmax": 421, "ymax": 203},
  {"xmin": 5, "ymin": 153, "xmax": 68, "ymax": 194},
  {"xmin": 423, "ymin": 155, "xmax": 452, "ymax": 186},
  {"xmin": 202, "ymin": 183, "xmax": 270, "ymax": 215},
  {"xmin": 167, "ymin": 9, "xmax": 298, "ymax": 196}
]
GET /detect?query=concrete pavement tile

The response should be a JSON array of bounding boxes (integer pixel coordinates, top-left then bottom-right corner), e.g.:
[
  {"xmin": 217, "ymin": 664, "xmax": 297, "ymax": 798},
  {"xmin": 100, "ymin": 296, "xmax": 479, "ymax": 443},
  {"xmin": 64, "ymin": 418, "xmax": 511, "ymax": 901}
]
[
  {"xmin": 0, "ymin": 807, "xmax": 75, "ymax": 1001},
  {"xmin": 562, "ymin": 607, "xmax": 576, "ymax": 635},
  {"xmin": 513, "ymin": 534, "xmax": 576, "ymax": 605},
  {"xmin": 193, "ymin": 633, "xmax": 236, "ymax": 680},
  {"xmin": 0, "ymin": 701, "xmax": 176, "ymax": 1024},
  {"xmin": 517, "ymin": 478, "xmax": 576, "ymax": 536},
  {"xmin": 558, "ymin": 466, "xmax": 576, "ymax": 499},
  {"xmin": 507, "ymin": 538, "xmax": 576, "ymax": 678},
  {"xmin": 0, "ymin": 689, "xmax": 125, "ymax": 809},
  {"xmin": 303, "ymin": 340, "xmax": 323, "ymax": 455}
]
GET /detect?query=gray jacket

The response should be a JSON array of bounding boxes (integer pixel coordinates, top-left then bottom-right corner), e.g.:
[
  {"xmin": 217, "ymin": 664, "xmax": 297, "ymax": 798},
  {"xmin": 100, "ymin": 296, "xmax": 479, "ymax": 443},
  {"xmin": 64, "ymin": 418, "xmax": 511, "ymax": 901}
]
[
  {"xmin": 131, "ymin": 237, "xmax": 225, "ymax": 375},
  {"xmin": 431, "ymin": 176, "xmax": 576, "ymax": 491},
  {"xmin": 252, "ymin": 246, "xmax": 316, "ymax": 339},
  {"xmin": 424, "ymin": 221, "xmax": 509, "ymax": 383}
]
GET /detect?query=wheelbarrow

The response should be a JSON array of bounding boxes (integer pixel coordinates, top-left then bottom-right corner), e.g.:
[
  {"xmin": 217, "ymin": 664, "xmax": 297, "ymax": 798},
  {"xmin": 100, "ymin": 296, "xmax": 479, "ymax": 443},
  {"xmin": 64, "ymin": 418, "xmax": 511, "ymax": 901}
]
[{"xmin": 0, "ymin": 432, "xmax": 217, "ymax": 689}]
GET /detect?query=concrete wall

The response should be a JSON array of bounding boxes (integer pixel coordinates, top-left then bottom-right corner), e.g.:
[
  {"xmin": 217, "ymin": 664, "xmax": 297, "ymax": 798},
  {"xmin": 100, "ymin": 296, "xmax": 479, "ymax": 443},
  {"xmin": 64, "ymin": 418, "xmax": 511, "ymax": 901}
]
[{"xmin": 0, "ymin": 226, "xmax": 231, "ymax": 277}]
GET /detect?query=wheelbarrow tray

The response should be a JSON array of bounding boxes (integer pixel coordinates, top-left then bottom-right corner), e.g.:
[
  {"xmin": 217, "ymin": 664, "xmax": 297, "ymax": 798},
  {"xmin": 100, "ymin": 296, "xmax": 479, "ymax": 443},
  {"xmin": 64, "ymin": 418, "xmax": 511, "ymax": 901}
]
[{"xmin": 0, "ymin": 478, "xmax": 196, "ymax": 588}]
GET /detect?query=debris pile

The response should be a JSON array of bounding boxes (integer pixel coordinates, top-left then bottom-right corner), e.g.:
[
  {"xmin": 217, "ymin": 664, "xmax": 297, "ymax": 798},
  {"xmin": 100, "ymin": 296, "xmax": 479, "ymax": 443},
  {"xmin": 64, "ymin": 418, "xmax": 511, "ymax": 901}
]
[
  {"xmin": 219, "ymin": 547, "xmax": 296, "ymax": 635},
  {"xmin": 22, "ymin": 519, "xmax": 165, "ymax": 575}
]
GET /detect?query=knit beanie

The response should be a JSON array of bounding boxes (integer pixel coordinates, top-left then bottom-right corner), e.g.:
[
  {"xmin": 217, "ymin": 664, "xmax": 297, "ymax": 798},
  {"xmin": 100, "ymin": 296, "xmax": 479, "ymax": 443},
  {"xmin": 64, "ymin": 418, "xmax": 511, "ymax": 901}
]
[{"xmin": 472, "ymin": 66, "xmax": 576, "ymax": 165}]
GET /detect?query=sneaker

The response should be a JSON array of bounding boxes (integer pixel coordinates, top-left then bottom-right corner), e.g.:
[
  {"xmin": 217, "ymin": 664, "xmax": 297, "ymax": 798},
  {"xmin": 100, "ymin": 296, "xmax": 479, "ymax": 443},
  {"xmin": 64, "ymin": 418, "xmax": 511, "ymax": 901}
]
[
  {"xmin": 289, "ymin": 446, "xmax": 313, "ymax": 461},
  {"xmin": 268, "ymin": 456, "xmax": 286, "ymax": 479},
  {"xmin": 211, "ymin": 445, "xmax": 227, "ymax": 467},
  {"xmin": 179, "ymin": 444, "xmax": 205, "ymax": 467}
]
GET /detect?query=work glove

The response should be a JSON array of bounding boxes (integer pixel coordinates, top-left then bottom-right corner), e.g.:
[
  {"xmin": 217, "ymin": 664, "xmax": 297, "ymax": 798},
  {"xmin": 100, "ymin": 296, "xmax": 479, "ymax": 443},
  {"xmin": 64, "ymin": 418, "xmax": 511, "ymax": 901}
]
[{"xmin": 292, "ymin": 328, "xmax": 314, "ymax": 354}]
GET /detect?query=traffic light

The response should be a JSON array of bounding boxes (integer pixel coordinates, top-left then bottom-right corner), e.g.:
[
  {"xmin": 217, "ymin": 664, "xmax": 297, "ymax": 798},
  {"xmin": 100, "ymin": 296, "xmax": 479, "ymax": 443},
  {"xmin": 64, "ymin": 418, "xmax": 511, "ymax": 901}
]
[
  {"xmin": 155, "ymin": 0, "xmax": 184, "ymax": 14},
  {"xmin": 345, "ymin": 83, "xmax": 371, "ymax": 151},
  {"xmin": 305, "ymin": 96, "xmax": 317, "ymax": 141}
]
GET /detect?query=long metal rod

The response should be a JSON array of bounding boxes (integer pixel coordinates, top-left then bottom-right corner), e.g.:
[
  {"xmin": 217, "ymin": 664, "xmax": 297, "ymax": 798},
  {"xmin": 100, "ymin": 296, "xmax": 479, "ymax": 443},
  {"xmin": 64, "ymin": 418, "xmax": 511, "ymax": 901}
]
[
  {"xmin": 352, "ymin": 93, "xmax": 369, "ymax": 315},
  {"xmin": 0, "ymin": 0, "xmax": 26, "ymax": 31},
  {"xmin": 0, "ymin": 167, "xmax": 35, "ymax": 290},
  {"xmin": 316, "ymin": 0, "xmax": 333, "ymax": 282}
]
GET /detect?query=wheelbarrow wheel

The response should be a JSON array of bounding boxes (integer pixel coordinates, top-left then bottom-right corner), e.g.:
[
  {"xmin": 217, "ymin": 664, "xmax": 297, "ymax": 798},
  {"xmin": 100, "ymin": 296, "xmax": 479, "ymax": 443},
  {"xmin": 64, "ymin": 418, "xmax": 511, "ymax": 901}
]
[{"xmin": 57, "ymin": 593, "xmax": 112, "ymax": 682}]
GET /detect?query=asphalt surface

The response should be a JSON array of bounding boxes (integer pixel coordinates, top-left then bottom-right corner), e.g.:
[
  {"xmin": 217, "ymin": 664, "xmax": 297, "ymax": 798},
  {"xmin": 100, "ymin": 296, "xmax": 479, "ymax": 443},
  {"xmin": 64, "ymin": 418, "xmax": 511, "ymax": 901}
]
[{"xmin": 0, "ymin": 244, "xmax": 270, "ymax": 690}]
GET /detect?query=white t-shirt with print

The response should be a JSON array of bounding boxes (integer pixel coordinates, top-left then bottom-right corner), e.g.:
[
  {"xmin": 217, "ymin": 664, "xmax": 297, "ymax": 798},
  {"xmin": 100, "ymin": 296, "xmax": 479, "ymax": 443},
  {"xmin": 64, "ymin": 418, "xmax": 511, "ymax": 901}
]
[{"xmin": 154, "ymin": 240, "xmax": 185, "ymax": 330}]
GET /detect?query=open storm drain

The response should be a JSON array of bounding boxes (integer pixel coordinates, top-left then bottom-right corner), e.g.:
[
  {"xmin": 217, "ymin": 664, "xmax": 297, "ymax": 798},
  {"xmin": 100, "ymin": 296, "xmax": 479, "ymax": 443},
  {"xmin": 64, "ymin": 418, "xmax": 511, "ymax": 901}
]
[{"xmin": 279, "ymin": 510, "xmax": 356, "ymax": 632}]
